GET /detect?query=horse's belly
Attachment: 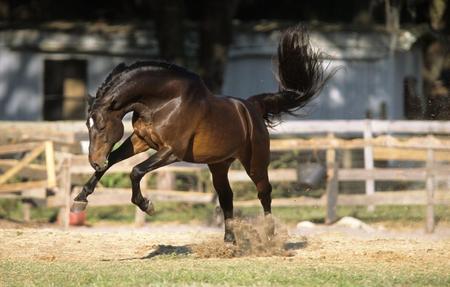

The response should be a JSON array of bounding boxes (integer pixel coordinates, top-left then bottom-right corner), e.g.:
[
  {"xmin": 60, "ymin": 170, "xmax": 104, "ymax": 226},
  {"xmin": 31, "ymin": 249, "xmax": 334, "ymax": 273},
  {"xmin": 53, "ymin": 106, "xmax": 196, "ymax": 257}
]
[
  {"xmin": 185, "ymin": 98, "xmax": 251, "ymax": 163},
  {"xmin": 186, "ymin": 123, "xmax": 246, "ymax": 163}
]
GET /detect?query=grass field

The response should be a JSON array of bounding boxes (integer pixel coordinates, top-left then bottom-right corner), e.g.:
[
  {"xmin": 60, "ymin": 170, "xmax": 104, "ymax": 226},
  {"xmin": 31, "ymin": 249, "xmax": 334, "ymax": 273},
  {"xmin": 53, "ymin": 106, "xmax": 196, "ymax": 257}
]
[
  {"xmin": 2, "ymin": 257, "xmax": 449, "ymax": 287},
  {"xmin": 2, "ymin": 199, "xmax": 450, "ymax": 228},
  {"xmin": 1, "ymin": 217, "xmax": 450, "ymax": 286}
]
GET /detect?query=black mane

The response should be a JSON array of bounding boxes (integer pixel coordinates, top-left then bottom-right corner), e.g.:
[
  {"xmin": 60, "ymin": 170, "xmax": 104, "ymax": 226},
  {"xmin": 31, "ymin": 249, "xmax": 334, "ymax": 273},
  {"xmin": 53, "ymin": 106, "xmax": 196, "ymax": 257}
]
[{"xmin": 95, "ymin": 60, "xmax": 198, "ymax": 100}]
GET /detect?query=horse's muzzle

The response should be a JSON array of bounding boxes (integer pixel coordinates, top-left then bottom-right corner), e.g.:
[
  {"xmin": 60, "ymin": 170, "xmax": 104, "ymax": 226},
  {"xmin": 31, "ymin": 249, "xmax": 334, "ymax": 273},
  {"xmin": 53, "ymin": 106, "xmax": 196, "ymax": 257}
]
[{"xmin": 92, "ymin": 160, "xmax": 108, "ymax": 172}]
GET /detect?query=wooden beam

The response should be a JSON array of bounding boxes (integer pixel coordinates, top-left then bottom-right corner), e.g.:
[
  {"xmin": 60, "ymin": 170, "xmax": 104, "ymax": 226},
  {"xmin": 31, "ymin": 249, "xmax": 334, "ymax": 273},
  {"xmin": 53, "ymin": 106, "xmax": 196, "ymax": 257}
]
[
  {"xmin": 58, "ymin": 156, "xmax": 71, "ymax": 229},
  {"xmin": 66, "ymin": 187, "xmax": 214, "ymax": 207},
  {"xmin": 234, "ymin": 190, "xmax": 450, "ymax": 207},
  {"xmin": 70, "ymin": 154, "xmax": 207, "ymax": 174},
  {"xmin": 22, "ymin": 202, "xmax": 31, "ymax": 222},
  {"xmin": 325, "ymin": 133, "xmax": 338, "ymax": 224},
  {"xmin": 0, "ymin": 180, "xmax": 48, "ymax": 193},
  {"xmin": 0, "ymin": 160, "xmax": 47, "ymax": 179},
  {"xmin": 228, "ymin": 169, "xmax": 297, "ymax": 182},
  {"xmin": 0, "ymin": 142, "xmax": 41, "ymax": 155},
  {"xmin": 45, "ymin": 141, "xmax": 57, "ymax": 188},
  {"xmin": 2, "ymin": 120, "xmax": 450, "ymax": 146},
  {"xmin": 270, "ymin": 120, "xmax": 450, "ymax": 135},
  {"xmin": 230, "ymin": 167, "xmax": 450, "ymax": 183},
  {"xmin": 373, "ymin": 147, "xmax": 450, "ymax": 162},
  {"xmin": 426, "ymin": 147, "xmax": 435, "ymax": 233},
  {"xmin": 235, "ymin": 196, "xmax": 324, "ymax": 207},
  {"xmin": 364, "ymin": 120, "xmax": 375, "ymax": 211},
  {"xmin": 0, "ymin": 143, "xmax": 45, "ymax": 185},
  {"xmin": 337, "ymin": 191, "xmax": 450, "ymax": 206},
  {"xmin": 338, "ymin": 167, "xmax": 449, "ymax": 181}
]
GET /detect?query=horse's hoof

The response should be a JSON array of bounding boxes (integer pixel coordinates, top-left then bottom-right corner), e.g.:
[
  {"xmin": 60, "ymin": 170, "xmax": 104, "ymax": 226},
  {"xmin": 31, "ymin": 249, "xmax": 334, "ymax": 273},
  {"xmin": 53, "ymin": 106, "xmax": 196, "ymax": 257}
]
[
  {"xmin": 71, "ymin": 201, "xmax": 88, "ymax": 212},
  {"xmin": 264, "ymin": 214, "xmax": 275, "ymax": 239},
  {"xmin": 224, "ymin": 231, "xmax": 236, "ymax": 245},
  {"xmin": 145, "ymin": 200, "xmax": 156, "ymax": 216}
]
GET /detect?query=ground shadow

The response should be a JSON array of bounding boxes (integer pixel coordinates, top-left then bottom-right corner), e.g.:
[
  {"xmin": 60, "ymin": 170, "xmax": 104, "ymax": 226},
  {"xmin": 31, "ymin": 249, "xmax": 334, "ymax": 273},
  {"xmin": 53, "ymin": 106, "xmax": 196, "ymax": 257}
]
[
  {"xmin": 141, "ymin": 244, "xmax": 192, "ymax": 259},
  {"xmin": 110, "ymin": 238, "xmax": 307, "ymax": 262},
  {"xmin": 284, "ymin": 240, "xmax": 308, "ymax": 251},
  {"xmin": 105, "ymin": 244, "xmax": 192, "ymax": 262}
]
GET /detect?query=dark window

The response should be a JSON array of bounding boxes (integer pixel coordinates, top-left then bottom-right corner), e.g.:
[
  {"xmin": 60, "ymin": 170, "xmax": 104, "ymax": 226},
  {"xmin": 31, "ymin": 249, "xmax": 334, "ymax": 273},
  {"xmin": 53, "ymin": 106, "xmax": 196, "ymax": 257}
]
[{"xmin": 43, "ymin": 59, "xmax": 87, "ymax": 120}]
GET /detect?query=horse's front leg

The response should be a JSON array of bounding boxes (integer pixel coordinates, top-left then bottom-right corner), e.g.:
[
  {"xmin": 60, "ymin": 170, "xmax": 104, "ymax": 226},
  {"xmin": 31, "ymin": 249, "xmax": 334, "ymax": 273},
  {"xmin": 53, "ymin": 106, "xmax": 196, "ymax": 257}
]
[
  {"xmin": 129, "ymin": 147, "xmax": 178, "ymax": 215},
  {"xmin": 71, "ymin": 133, "xmax": 149, "ymax": 212}
]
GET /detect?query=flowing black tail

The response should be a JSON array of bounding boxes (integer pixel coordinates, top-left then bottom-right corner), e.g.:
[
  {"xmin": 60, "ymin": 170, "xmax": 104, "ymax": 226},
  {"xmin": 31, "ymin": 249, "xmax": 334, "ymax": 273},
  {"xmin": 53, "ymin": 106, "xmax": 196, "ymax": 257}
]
[{"xmin": 248, "ymin": 25, "xmax": 329, "ymax": 127}]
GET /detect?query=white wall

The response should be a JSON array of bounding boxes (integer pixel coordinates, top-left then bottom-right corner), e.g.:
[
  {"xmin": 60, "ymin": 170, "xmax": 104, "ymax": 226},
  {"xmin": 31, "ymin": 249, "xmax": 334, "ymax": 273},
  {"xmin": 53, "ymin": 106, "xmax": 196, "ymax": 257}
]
[
  {"xmin": 0, "ymin": 50, "xmax": 139, "ymax": 120},
  {"xmin": 222, "ymin": 44, "xmax": 422, "ymax": 120},
  {"xmin": 0, "ymin": 31, "xmax": 423, "ymax": 121},
  {"xmin": 0, "ymin": 48, "xmax": 43, "ymax": 120}
]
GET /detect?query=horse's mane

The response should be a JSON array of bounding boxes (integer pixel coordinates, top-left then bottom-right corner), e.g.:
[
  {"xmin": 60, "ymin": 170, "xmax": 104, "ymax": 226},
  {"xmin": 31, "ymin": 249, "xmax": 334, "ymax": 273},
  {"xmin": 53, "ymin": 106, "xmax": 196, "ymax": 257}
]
[{"xmin": 95, "ymin": 60, "xmax": 197, "ymax": 101}]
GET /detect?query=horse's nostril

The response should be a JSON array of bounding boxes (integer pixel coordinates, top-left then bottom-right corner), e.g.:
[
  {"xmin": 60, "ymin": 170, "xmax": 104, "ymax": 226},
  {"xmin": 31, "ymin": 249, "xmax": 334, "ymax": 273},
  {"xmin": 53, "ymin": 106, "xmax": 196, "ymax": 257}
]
[{"xmin": 92, "ymin": 163, "xmax": 101, "ymax": 171}]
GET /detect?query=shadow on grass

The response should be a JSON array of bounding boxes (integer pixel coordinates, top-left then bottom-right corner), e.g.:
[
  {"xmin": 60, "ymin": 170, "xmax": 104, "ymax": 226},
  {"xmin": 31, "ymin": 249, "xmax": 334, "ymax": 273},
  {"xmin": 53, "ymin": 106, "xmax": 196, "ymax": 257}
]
[
  {"xmin": 141, "ymin": 244, "xmax": 192, "ymax": 259},
  {"xmin": 113, "ymin": 238, "xmax": 307, "ymax": 261},
  {"xmin": 102, "ymin": 245, "xmax": 192, "ymax": 262},
  {"xmin": 284, "ymin": 240, "xmax": 308, "ymax": 250}
]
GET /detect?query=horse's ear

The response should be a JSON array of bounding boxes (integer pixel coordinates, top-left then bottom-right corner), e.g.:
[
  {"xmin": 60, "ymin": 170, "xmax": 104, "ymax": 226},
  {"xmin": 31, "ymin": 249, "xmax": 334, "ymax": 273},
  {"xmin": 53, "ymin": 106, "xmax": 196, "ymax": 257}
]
[{"xmin": 86, "ymin": 94, "xmax": 95, "ymax": 109}]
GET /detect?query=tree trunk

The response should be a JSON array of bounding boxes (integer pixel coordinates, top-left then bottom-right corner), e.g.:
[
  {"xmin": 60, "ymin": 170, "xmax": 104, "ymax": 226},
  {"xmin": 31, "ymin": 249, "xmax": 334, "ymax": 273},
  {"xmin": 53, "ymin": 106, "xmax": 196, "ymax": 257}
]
[
  {"xmin": 0, "ymin": 0, "xmax": 9, "ymax": 21},
  {"xmin": 198, "ymin": 0, "xmax": 239, "ymax": 93},
  {"xmin": 423, "ymin": 0, "xmax": 449, "ymax": 119},
  {"xmin": 154, "ymin": 0, "xmax": 185, "ymax": 65},
  {"xmin": 429, "ymin": 0, "xmax": 447, "ymax": 31}
]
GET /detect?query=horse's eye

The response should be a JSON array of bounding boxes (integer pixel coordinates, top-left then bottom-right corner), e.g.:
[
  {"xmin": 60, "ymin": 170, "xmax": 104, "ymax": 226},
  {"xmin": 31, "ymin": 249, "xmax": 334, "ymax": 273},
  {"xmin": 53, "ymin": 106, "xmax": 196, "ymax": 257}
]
[{"xmin": 87, "ymin": 117, "xmax": 95, "ymax": 129}]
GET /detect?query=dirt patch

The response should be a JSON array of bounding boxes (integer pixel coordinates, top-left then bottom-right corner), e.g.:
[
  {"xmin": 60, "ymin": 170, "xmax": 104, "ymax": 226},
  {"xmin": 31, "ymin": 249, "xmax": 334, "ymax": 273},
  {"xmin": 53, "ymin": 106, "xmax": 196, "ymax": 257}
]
[
  {"xmin": 0, "ymin": 220, "xmax": 449, "ymax": 269},
  {"xmin": 0, "ymin": 218, "xmax": 48, "ymax": 229}
]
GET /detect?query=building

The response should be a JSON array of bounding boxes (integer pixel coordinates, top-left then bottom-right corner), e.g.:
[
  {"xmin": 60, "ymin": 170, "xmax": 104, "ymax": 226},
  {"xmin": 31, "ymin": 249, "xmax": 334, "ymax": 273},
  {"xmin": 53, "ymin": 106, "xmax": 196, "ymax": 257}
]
[
  {"xmin": 223, "ymin": 25, "xmax": 423, "ymax": 120},
  {"xmin": 0, "ymin": 22, "xmax": 423, "ymax": 121}
]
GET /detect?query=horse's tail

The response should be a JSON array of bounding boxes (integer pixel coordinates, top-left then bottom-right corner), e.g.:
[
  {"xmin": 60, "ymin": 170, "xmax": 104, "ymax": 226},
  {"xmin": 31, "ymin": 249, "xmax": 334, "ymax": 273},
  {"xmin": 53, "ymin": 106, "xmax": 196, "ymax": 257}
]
[{"xmin": 248, "ymin": 25, "xmax": 329, "ymax": 127}]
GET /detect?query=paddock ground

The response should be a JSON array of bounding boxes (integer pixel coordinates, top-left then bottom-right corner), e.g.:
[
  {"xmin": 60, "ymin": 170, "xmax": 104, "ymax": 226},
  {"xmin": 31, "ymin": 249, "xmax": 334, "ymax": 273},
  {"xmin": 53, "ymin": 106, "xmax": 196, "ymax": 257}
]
[{"xmin": 0, "ymin": 220, "xmax": 449, "ymax": 286}]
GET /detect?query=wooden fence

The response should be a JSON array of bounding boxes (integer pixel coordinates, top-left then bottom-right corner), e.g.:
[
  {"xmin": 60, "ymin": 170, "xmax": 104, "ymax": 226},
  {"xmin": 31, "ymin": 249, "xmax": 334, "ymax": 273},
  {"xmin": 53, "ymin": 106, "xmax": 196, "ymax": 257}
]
[
  {"xmin": 231, "ymin": 134, "xmax": 450, "ymax": 232},
  {"xmin": 1, "ymin": 120, "xmax": 449, "ymax": 232}
]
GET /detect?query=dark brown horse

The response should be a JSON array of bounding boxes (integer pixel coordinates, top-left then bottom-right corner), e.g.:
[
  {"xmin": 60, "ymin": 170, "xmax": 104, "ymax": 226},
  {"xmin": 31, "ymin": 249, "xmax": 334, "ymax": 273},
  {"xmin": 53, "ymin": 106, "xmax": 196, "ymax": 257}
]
[{"xmin": 71, "ymin": 26, "xmax": 326, "ymax": 242}]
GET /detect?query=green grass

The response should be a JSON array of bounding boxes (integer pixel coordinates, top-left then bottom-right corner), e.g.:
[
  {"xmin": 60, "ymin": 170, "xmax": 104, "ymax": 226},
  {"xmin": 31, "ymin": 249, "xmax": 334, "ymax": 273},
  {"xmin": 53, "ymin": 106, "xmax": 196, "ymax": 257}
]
[
  {"xmin": 1, "ymin": 197, "xmax": 450, "ymax": 227},
  {"xmin": 86, "ymin": 202, "xmax": 216, "ymax": 224},
  {"xmin": 1, "ymin": 258, "xmax": 448, "ymax": 287},
  {"xmin": 70, "ymin": 203, "xmax": 450, "ymax": 226}
]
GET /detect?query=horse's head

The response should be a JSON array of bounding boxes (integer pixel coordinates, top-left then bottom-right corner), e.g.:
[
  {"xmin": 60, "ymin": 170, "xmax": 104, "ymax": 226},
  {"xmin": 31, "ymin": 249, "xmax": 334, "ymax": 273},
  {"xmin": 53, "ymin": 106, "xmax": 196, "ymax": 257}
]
[{"xmin": 86, "ymin": 96, "xmax": 124, "ymax": 172}]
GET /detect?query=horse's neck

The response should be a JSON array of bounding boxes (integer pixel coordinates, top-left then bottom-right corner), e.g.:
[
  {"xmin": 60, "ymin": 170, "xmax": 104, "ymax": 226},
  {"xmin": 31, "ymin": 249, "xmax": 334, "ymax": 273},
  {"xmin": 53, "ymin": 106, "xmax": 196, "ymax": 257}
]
[{"xmin": 126, "ymin": 102, "xmax": 150, "ymax": 116}]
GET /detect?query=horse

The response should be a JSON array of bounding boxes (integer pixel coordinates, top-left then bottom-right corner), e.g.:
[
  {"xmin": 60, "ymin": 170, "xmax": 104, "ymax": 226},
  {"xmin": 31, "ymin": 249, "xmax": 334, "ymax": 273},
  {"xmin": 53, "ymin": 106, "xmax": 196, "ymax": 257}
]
[{"xmin": 71, "ymin": 25, "xmax": 327, "ymax": 243}]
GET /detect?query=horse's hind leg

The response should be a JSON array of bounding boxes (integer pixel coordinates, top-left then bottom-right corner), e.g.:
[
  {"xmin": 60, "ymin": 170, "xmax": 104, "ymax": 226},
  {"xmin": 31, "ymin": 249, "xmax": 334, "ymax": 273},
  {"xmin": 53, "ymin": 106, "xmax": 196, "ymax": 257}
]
[
  {"xmin": 248, "ymin": 171, "xmax": 275, "ymax": 238},
  {"xmin": 72, "ymin": 133, "xmax": 149, "ymax": 212},
  {"xmin": 208, "ymin": 159, "xmax": 236, "ymax": 243},
  {"xmin": 240, "ymin": 149, "xmax": 274, "ymax": 238},
  {"xmin": 129, "ymin": 147, "xmax": 178, "ymax": 215}
]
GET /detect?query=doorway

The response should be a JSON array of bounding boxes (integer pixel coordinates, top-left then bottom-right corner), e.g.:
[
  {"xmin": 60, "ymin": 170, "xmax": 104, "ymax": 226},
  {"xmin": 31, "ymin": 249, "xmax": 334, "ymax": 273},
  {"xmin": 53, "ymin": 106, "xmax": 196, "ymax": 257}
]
[{"xmin": 43, "ymin": 59, "xmax": 87, "ymax": 120}]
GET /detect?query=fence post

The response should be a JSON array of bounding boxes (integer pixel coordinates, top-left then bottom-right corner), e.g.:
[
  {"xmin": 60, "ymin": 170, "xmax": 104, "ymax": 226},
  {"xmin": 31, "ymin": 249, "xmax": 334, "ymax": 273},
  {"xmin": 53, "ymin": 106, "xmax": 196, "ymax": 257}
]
[
  {"xmin": 157, "ymin": 170, "xmax": 175, "ymax": 190},
  {"xmin": 22, "ymin": 201, "xmax": 31, "ymax": 222},
  {"xmin": 426, "ymin": 142, "xmax": 435, "ymax": 233},
  {"xmin": 134, "ymin": 174, "xmax": 148, "ymax": 227},
  {"xmin": 364, "ymin": 120, "xmax": 375, "ymax": 211},
  {"xmin": 44, "ymin": 141, "xmax": 57, "ymax": 188},
  {"xmin": 325, "ymin": 133, "xmax": 338, "ymax": 224},
  {"xmin": 58, "ymin": 155, "xmax": 71, "ymax": 229}
]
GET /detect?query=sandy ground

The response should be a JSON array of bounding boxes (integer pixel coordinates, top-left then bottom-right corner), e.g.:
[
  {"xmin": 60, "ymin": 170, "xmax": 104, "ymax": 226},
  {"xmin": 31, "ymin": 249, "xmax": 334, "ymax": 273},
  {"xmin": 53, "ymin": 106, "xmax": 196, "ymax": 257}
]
[{"xmin": 1, "ymin": 219, "xmax": 450, "ymax": 268}]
